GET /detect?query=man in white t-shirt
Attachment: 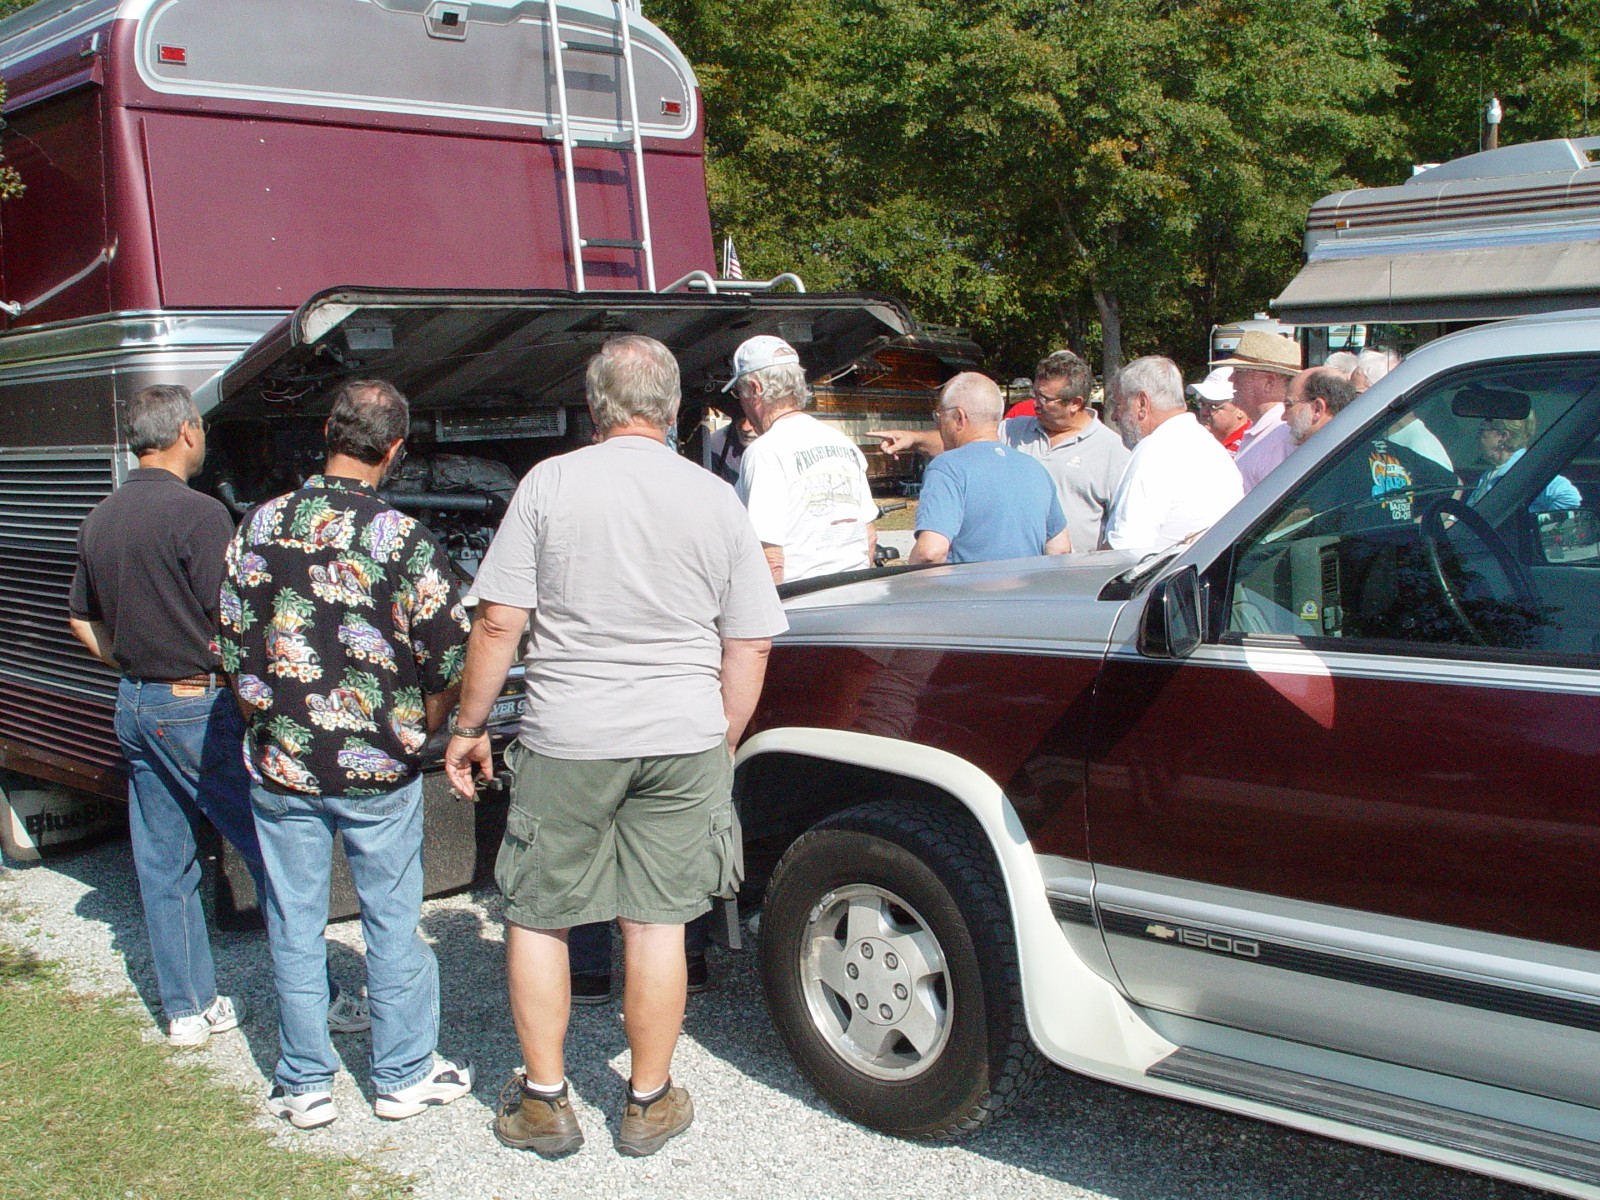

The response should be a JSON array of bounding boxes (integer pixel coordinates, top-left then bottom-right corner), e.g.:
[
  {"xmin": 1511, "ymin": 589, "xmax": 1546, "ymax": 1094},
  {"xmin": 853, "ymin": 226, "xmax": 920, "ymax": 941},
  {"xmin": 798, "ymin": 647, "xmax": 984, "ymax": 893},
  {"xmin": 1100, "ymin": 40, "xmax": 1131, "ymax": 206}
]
[
  {"xmin": 1102, "ymin": 356, "xmax": 1244, "ymax": 552},
  {"xmin": 444, "ymin": 335, "xmax": 787, "ymax": 1160},
  {"xmin": 725, "ymin": 335, "xmax": 877, "ymax": 583}
]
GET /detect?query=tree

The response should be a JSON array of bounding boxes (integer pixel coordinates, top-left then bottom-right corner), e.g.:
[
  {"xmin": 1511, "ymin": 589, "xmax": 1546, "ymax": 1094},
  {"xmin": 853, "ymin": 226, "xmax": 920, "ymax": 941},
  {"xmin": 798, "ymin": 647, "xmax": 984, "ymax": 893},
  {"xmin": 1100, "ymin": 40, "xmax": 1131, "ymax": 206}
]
[
  {"xmin": 654, "ymin": 0, "xmax": 1397, "ymax": 379},
  {"xmin": 1378, "ymin": 0, "xmax": 1600, "ymax": 164},
  {"xmin": 0, "ymin": 0, "xmax": 30, "ymax": 199}
]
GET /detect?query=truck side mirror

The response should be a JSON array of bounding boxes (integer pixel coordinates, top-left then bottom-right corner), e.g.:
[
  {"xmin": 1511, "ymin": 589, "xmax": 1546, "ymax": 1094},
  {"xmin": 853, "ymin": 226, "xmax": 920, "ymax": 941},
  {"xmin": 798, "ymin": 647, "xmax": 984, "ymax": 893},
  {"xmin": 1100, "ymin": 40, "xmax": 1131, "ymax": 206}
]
[{"xmin": 1140, "ymin": 565, "xmax": 1204, "ymax": 659}]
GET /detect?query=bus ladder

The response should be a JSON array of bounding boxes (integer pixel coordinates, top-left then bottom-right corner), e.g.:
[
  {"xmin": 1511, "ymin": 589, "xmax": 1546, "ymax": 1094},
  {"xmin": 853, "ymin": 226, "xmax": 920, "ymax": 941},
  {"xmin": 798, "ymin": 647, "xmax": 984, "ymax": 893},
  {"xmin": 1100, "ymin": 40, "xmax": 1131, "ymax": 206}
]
[{"xmin": 544, "ymin": 0, "xmax": 657, "ymax": 292}]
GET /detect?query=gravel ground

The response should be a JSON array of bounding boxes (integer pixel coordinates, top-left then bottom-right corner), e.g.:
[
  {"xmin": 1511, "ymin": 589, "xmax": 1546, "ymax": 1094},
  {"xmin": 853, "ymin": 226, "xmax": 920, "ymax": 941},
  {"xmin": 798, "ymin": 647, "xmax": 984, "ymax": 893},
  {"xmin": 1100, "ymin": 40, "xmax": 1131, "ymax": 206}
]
[{"xmin": 0, "ymin": 837, "xmax": 1549, "ymax": 1200}]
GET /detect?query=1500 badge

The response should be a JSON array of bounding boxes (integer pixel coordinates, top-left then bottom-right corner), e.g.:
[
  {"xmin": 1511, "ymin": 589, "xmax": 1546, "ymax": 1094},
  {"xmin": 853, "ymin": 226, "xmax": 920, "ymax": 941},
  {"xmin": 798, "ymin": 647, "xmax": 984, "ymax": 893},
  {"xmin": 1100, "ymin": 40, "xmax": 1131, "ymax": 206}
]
[{"xmin": 1145, "ymin": 923, "xmax": 1261, "ymax": 959}]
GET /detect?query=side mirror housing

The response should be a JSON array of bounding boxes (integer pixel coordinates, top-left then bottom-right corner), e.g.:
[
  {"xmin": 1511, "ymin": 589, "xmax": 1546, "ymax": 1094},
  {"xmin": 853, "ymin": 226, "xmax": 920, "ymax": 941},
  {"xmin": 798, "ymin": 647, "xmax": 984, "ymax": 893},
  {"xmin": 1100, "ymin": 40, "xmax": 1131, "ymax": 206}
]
[{"xmin": 1140, "ymin": 565, "xmax": 1204, "ymax": 659}]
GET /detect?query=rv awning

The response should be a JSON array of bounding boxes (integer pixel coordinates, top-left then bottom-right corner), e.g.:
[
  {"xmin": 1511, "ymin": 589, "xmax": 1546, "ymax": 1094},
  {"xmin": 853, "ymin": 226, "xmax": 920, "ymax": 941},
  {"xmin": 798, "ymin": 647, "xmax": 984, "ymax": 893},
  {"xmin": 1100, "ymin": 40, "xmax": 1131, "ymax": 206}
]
[{"xmin": 1273, "ymin": 239, "xmax": 1600, "ymax": 325}]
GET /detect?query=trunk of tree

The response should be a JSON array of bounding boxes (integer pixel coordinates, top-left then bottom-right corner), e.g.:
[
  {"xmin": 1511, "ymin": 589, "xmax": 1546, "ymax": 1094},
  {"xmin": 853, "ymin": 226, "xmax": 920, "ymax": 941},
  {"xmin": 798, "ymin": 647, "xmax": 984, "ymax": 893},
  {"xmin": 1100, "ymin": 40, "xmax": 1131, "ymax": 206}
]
[{"xmin": 1094, "ymin": 287, "xmax": 1122, "ymax": 380}]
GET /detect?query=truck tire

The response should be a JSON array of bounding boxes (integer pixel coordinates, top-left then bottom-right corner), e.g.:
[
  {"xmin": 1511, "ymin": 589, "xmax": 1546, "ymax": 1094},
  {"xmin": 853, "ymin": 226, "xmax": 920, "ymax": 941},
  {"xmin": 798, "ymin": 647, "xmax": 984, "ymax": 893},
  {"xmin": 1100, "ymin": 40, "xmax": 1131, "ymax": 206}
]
[{"xmin": 758, "ymin": 798, "xmax": 1043, "ymax": 1139}]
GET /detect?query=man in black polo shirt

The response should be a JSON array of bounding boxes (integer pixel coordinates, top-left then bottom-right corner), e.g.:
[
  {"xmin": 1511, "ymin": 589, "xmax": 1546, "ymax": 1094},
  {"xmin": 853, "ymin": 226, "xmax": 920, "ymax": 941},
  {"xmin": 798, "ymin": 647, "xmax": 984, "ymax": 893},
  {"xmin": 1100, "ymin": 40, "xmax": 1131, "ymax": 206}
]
[
  {"xmin": 68, "ymin": 384, "xmax": 264, "ymax": 1046},
  {"xmin": 68, "ymin": 384, "xmax": 369, "ymax": 1048}
]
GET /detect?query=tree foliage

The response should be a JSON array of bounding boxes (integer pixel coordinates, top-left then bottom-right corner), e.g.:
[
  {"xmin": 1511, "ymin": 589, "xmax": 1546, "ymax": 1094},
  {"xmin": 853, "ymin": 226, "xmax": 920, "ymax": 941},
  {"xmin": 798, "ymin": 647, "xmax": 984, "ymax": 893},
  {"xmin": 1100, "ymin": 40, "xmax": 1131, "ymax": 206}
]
[
  {"xmin": 0, "ymin": 0, "xmax": 29, "ymax": 200},
  {"xmin": 653, "ymin": 0, "xmax": 1599, "ymax": 377}
]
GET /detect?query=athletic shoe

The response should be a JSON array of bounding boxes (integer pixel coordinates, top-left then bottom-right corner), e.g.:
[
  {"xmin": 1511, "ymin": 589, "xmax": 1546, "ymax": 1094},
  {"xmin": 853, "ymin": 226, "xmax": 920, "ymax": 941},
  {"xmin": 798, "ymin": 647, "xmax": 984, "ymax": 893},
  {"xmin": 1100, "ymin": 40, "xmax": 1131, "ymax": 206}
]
[
  {"xmin": 617, "ymin": 1083, "xmax": 693, "ymax": 1157},
  {"xmin": 373, "ymin": 1057, "xmax": 474, "ymax": 1120},
  {"xmin": 168, "ymin": 995, "xmax": 243, "ymax": 1047},
  {"xmin": 266, "ymin": 1085, "xmax": 337, "ymax": 1130},
  {"xmin": 570, "ymin": 972, "xmax": 613, "ymax": 1006},
  {"xmin": 494, "ymin": 1073, "xmax": 584, "ymax": 1156},
  {"xmin": 326, "ymin": 988, "xmax": 371, "ymax": 1034}
]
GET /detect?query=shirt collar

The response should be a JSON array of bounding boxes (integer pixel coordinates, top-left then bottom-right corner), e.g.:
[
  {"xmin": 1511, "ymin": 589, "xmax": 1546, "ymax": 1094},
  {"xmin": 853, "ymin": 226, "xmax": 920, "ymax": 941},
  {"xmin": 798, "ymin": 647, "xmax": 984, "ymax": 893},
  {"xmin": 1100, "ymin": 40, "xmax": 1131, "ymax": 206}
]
[
  {"xmin": 305, "ymin": 474, "xmax": 379, "ymax": 496},
  {"xmin": 126, "ymin": 466, "xmax": 186, "ymax": 483}
]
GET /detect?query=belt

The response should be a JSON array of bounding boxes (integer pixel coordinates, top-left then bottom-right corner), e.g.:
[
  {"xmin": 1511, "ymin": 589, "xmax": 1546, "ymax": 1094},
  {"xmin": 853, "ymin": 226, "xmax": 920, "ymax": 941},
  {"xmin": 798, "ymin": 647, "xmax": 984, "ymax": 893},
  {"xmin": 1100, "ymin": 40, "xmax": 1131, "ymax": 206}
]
[{"xmin": 161, "ymin": 672, "xmax": 225, "ymax": 689}]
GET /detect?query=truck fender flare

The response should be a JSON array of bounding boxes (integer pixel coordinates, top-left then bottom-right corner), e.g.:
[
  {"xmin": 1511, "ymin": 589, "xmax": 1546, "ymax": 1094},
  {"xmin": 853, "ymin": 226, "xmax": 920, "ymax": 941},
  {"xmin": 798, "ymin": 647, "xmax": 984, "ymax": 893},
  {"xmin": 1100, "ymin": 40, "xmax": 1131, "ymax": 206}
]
[{"xmin": 735, "ymin": 727, "xmax": 1172, "ymax": 1075}]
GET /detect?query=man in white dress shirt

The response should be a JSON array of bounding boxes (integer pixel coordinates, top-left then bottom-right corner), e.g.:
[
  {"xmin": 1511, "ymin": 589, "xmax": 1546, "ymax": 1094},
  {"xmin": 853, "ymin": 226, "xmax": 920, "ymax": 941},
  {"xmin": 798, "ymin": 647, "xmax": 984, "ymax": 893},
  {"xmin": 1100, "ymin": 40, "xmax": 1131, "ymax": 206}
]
[
  {"xmin": 1211, "ymin": 331, "xmax": 1302, "ymax": 492},
  {"xmin": 1101, "ymin": 356, "xmax": 1243, "ymax": 552}
]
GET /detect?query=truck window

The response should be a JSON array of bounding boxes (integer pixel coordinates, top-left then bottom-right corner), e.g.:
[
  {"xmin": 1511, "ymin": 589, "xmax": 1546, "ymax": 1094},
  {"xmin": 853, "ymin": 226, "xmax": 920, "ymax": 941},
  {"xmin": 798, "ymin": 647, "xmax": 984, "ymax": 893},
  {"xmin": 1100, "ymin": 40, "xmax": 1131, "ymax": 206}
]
[{"xmin": 1224, "ymin": 359, "xmax": 1600, "ymax": 666}]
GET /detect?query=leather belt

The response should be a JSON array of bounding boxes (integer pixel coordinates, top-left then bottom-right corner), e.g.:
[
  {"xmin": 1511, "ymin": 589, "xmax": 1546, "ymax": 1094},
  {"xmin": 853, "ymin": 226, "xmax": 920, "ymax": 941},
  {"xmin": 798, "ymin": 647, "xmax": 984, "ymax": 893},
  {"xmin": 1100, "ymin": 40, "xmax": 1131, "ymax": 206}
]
[{"xmin": 162, "ymin": 672, "xmax": 224, "ymax": 689}]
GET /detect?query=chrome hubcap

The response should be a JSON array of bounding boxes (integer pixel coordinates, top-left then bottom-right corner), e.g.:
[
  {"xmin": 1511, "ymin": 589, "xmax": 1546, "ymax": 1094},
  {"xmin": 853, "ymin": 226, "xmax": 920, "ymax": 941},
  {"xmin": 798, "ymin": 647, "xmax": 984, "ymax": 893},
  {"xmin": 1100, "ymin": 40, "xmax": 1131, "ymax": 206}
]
[{"xmin": 800, "ymin": 884, "xmax": 951, "ymax": 1080}]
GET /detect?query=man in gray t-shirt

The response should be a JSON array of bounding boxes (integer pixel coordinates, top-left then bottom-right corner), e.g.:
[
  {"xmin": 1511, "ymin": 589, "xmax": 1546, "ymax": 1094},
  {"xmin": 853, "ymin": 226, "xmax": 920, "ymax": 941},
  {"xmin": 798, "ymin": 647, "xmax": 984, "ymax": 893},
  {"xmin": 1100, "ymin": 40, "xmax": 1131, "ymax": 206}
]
[
  {"xmin": 874, "ymin": 350, "xmax": 1129, "ymax": 553},
  {"xmin": 445, "ymin": 335, "xmax": 786, "ymax": 1160}
]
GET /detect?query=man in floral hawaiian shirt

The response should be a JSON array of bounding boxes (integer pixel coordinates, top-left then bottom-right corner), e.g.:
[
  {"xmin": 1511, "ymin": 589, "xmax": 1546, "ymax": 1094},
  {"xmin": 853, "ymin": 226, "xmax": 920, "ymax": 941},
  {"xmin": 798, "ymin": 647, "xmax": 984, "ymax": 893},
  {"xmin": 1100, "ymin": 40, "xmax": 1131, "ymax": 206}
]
[{"xmin": 219, "ymin": 379, "xmax": 473, "ymax": 1131}]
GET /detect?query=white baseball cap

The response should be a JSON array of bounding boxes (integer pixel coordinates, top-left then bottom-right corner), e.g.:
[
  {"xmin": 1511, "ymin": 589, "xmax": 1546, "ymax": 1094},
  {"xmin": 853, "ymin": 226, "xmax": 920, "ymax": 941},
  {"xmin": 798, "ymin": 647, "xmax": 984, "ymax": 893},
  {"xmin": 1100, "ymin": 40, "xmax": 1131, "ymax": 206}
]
[
  {"xmin": 722, "ymin": 334, "xmax": 801, "ymax": 393},
  {"xmin": 1186, "ymin": 366, "xmax": 1235, "ymax": 403}
]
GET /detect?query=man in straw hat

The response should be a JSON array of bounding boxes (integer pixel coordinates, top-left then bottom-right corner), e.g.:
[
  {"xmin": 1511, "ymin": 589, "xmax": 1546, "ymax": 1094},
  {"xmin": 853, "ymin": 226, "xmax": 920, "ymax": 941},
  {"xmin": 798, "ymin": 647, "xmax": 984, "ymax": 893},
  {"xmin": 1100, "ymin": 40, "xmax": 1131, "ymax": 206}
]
[{"xmin": 1211, "ymin": 330, "xmax": 1302, "ymax": 492}]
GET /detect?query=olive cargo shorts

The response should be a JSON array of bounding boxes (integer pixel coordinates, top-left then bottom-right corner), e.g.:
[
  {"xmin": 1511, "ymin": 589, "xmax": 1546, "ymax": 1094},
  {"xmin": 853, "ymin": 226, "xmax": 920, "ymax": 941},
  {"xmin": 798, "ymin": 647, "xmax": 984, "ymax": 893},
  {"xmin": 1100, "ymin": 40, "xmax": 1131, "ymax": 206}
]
[{"xmin": 495, "ymin": 741, "xmax": 741, "ymax": 929}]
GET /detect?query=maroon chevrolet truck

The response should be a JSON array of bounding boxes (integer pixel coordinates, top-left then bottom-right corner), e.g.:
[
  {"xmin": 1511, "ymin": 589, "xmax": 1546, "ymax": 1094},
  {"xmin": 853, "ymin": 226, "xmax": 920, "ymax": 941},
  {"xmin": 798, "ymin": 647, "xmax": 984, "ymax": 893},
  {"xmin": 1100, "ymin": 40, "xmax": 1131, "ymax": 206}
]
[{"xmin": 733, "ymin": 310, "xmax": 1600, "ymax": 1197}]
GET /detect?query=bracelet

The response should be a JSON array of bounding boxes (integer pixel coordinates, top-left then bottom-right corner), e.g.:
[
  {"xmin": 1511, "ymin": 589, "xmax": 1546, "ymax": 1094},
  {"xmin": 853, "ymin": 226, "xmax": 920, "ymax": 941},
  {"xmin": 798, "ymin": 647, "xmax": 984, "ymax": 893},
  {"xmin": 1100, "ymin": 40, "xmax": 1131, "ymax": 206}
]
[{"xmin": 449, "ymin": 719, "xmax": 488, "ymax": 739}]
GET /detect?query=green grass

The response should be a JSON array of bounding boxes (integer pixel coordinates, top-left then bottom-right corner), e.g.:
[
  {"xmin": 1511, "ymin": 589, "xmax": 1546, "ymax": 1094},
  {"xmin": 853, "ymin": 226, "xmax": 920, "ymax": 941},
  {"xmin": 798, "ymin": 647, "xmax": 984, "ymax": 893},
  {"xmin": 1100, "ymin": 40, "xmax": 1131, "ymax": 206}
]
[{"xmin": 0, "ymin": 935, "xmax": 409, "ymax": 1200}]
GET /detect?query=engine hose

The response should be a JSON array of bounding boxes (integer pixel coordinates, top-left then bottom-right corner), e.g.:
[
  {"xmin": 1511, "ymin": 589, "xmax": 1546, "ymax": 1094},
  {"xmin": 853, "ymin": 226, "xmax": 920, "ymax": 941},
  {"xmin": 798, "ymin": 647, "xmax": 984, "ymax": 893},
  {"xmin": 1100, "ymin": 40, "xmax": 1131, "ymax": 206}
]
[{"xmin": 379, "ymin": 491, "xmax": 502, "ymax": 514}]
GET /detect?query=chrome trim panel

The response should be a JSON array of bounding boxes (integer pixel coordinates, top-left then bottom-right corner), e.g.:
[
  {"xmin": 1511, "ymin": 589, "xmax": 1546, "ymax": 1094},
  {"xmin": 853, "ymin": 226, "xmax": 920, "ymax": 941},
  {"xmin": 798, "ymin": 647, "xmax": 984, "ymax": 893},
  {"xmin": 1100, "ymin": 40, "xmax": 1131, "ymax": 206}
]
[
  {"xmin": 1149, "ymin": 1048, "xmax": 1600, "ymax": 1186},
  {"xmin": 1099, "ymin": 908, "xmax": 1600, "ymax": 1032},
  {"xmin": 0, "ymin": 311, "xmax": 283, "ymax": 370},
  {"xmin": 1142, "ymin": 1008, "xmax": 1600, "ymax": 1144},
  {"xmin": 1096, "ymin": 868, "xmax": 1600, "ymax": 1001},
  {"xmin": 130, "ymin": 0, "xmax": 699, "ymax": 139},
  {"xmin": 1038, "ymin": 853, "xmax": 1118, "ymax": 985},
  {"xmin": 1168, "ymin": 641, "xmax": 1600, "ymax": 697}
]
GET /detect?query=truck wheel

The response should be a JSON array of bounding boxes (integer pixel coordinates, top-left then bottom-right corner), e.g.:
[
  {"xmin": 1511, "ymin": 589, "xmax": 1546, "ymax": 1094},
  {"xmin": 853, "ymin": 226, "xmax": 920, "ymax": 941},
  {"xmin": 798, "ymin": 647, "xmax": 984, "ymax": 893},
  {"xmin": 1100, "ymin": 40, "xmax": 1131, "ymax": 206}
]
[{"xmin": 758, "ymin": 799, "xmax": 1043, "ymax": 1139}]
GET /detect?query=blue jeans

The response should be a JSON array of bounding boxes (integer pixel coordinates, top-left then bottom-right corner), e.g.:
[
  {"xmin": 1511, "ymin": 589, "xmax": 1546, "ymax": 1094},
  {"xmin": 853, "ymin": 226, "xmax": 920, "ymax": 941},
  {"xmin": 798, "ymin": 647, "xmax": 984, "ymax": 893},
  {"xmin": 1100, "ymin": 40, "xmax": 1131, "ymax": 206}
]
[
  {"xmin": 251, "ymin": 776, "xmax": 437, "ymax": 1095},
  {"xmin": 115, "ymin": 679, "xmax": 267, "ymax": 1021}
]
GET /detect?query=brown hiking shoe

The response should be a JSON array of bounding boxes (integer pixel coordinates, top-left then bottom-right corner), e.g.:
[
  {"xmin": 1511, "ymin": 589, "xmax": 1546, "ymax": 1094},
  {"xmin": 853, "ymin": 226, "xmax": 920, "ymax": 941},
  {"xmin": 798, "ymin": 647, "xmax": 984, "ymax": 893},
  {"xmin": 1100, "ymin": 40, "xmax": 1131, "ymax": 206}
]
[
  {"xmin": 494, "ymin": 1074, "xmax": 584, "ymax": 1156},
  {"xmin": 617, "ymin": 1083, "xmax": 694, "ymax": 1157}
]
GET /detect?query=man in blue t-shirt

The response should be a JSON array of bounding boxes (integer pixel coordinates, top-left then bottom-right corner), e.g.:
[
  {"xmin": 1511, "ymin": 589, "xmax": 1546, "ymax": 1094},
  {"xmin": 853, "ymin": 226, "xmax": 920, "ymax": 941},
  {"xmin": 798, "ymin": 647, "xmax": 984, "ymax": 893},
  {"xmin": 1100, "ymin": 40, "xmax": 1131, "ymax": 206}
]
[{"xmin": 910, "ymin": 372, "xmax": 1073, "ymax": 564}]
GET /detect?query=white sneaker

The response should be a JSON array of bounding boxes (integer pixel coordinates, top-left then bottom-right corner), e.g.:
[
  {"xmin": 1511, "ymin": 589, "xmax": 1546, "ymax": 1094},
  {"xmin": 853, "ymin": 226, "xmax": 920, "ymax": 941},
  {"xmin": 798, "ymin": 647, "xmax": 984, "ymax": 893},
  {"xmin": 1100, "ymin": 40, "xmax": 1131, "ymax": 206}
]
[
  {"xmin": 168, "ymin": 995, "xmax": 242, "ymax": 1047},
  {"xmin": 266, "ymin": 1085, "xmax": 337, "ymax": 1129},
  {"xmin": 373, "ymin": 1057, "xmax": 473, "ymax": 1120},
  {"xmin": 327, "ymin": 988, "xmax": 371, "ymax": 1034}
]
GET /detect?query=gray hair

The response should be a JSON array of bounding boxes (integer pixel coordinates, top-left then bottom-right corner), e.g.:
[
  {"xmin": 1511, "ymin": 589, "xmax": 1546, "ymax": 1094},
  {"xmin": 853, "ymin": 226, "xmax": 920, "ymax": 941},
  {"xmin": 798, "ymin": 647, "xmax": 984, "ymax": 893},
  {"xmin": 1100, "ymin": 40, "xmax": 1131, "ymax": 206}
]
[
  {"xmin": 125, "ymin": 384, "xmax": 198, "ymax": 456},
  {"xmin": 1112, "ymin": 356, "xmax": 1185, "ymax": 413},
  {"xmin": 586, "ymin": 335, "xmax": 681, "ymax": 431},
  {"xmin": 1323, "ymin": 351, "xmax": 1359, "ymax": 376},
  {"xmin": 741, "ymin": 361, "xmax": 811, "ymax": 412},
  {"xmin": 940, "ymin": 371, "xmax": 1004, "ymax": 424},
  {"xmin": 1357, "ymin": 347, "xmax": 1399, "ymax": 386}
]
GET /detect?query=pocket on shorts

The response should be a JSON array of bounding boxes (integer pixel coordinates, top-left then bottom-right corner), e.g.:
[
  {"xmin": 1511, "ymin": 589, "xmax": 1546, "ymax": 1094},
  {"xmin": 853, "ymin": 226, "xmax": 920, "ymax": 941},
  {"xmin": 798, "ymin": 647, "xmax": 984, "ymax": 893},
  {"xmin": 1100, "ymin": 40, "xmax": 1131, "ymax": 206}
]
[
  {"xmin": 494, "ymin": 804, "xmax": 540, "ymax": 907},
  {"xmin": 707, "ymin": 801, "xmax": 743, "ymax": 899}
]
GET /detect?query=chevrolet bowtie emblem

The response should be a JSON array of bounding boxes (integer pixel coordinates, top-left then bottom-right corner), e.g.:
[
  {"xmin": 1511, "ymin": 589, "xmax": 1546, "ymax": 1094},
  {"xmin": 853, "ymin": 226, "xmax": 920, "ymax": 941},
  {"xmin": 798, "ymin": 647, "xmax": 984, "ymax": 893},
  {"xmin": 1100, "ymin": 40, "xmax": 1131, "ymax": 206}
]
[{"xmin": 1146, "ymin": 924, "xmax": 1178, "ymax": 940}]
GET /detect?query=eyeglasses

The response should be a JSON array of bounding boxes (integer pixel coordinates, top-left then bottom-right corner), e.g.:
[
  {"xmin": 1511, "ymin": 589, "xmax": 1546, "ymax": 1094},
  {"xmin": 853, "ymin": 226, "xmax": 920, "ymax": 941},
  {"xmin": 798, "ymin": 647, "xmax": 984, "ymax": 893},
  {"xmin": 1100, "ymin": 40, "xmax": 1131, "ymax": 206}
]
[{"xmin": 931, "ymin": 406, "xmax": 962, "ymax": 421}]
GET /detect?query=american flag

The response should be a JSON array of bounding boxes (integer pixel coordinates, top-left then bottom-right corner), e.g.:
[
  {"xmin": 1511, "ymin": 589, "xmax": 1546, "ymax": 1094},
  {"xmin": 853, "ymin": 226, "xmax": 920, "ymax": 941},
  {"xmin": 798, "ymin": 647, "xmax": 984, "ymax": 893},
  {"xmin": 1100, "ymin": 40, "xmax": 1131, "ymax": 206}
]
[{"xmin": 723, "ymin": 238, "xmax": 744, "ymax": 280}]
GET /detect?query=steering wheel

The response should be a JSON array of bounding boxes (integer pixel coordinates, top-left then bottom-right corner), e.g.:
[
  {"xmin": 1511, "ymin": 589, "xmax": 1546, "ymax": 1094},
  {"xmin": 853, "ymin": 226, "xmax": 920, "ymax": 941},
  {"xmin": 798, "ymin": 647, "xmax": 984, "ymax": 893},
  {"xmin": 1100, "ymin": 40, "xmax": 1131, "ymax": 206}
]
[{"xmin": 1420, "ymin": 497, "xmax": 1538, "ymax": 645}]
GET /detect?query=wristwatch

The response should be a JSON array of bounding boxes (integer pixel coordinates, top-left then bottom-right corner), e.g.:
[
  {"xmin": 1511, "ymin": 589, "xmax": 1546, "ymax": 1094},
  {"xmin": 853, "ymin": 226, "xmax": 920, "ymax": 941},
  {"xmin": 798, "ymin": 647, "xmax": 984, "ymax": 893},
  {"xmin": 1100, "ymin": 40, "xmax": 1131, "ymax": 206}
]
[{"xmin": 449, "ymin": 717, "xmax": 488, "ymax": 738}]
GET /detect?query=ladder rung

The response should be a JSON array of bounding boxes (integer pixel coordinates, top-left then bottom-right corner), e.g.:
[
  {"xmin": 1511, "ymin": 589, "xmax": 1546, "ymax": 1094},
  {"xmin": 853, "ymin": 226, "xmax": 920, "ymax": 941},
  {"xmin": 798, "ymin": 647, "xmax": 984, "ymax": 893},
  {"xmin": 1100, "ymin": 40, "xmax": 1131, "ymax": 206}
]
[
  {"xmin": 563, "ymin": 38, "xmax": 623, "ymax": 56},
  {"xmin": 582, "ymin": 238, "xmax": 646, "ymax": 250},
  {"xmin": 543, "ymin": 127, "xmax": 633, "ymax": 148}
]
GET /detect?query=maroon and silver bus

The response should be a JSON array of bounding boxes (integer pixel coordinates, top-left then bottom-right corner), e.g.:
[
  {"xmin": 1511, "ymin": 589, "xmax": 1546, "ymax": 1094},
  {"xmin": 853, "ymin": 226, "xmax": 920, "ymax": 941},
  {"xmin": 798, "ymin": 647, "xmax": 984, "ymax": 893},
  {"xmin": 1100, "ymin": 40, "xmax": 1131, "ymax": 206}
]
[{"xmin": 0, "ymin": 0, "xmax": 938, "ymax": 905}]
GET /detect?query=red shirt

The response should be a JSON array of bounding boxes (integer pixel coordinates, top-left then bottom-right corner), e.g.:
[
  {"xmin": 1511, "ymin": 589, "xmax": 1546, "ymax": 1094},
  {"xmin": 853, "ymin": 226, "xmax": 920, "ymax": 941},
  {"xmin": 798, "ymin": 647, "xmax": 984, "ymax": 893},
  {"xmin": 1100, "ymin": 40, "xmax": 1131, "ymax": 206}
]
[
  {"xmin": 1005, "ymin": 400, "xmax": 1037, "ymax": 420},
  {"xmin": 1222, "ymin": 419, "xmax": 1252, "ymax": 456}
]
